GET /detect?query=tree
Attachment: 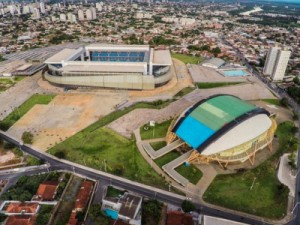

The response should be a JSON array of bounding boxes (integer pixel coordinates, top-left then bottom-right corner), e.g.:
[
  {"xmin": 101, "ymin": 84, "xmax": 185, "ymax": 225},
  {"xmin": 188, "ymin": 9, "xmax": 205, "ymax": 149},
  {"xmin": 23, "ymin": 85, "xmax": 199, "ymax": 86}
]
[
  {"xmin": 212, "ymin": 47, "xmax": 221, "ymax": 57},
  {"xmin": 21, "ymin": 131, "xmax": 33, "ymax": 144},
  {"xmin": 280, "ymin": 97, "xmax": 289, "ymax": 107},
  {"xmin": 181, "ymin": 200, "xmax": 195, "ymax": 212},
  {"xmin": 288, "ymin": 152, "xmax": 297, "ymax": 170}
]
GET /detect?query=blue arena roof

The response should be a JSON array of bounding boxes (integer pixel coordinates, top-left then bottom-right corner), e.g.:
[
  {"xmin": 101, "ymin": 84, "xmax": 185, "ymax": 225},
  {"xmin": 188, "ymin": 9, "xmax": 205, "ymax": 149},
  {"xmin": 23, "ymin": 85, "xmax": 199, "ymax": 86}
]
[{"xmin": 173, "ymin": 95, "xmax": 267, "ymax": 150}]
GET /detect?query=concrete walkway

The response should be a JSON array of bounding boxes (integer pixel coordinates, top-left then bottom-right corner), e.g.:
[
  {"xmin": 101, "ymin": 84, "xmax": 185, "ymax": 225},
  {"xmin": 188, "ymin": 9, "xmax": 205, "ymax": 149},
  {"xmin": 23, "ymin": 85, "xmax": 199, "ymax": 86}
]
[
  {"xmin": 195, "ymin": 164, "xmax": 218, "ymax": 197},
  {"xmin": 162, "ymin": 151, "xmax": 193, "ymax": 187},
  {"xmin": 133, "ymin": 129, "xmax": 199, "ymax": 198},
  {"xmin": 278, "ymin": 153, "xmax": 296, "ymax": 197},
  {"xmin": 142, "ymin": 139, "xmax": 184, "ymax": 160}
]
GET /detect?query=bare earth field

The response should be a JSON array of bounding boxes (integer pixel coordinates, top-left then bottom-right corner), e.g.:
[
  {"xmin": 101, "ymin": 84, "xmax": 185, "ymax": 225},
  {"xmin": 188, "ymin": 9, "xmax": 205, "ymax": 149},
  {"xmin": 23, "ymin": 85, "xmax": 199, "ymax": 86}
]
[{"xmin": 7, "ymin": 93, "xmax": 124, "ymax": 151}]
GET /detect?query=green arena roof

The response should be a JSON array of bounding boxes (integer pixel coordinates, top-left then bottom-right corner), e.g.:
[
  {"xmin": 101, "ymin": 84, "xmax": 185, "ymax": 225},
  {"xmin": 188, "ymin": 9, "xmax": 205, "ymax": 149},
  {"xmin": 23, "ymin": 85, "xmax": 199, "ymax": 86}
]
[{"xmin": 173, "ymin": 95, "xmax": 258, "ymax": 149}]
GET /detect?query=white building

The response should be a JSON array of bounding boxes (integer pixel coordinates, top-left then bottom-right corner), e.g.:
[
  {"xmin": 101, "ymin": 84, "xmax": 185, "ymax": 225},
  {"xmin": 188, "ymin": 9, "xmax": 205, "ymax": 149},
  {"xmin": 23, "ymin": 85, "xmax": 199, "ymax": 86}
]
[
  {"xmin": 78, "ymin": 9, "xmax": 85, "ymax": 21},
  {"xmin": 43, "ymin": 44, "xmax": 173, "ymax": 90},
  {"xmin": 32, "ymin": 8, "xmax": 40, "ymax": 19},
  {"xmin": 91, "ymin": 7, "xmax": 96, "ymax": 19},
  {"xmin": 60, "ymin": 13, "xmax": 67, "ymax": 22},
  {"xmin": 263, "ymin": 47, "xmax": 291, "ymax": 81},
  {"xmin": 67, "ymin": 13, "xmax": 77, "ymax": 23},
  {"xmin": 96, "ymin": 3, "xmax": 102, "ymax": 11},
  {"xmin": 85, "ymin": 9, "xmax": 93, "ymax": 20},
  {"xmin": 40, "ymin": 2, "xmax": 46, "ymax": 14}
]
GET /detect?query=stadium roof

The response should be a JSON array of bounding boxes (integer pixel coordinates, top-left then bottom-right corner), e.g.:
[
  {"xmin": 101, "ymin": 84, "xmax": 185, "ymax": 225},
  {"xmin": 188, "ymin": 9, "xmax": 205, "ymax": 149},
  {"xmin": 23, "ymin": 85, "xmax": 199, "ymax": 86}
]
[
  {"xmin": 153, "ymin": 50, "xmax": 172, "ymax": 65},
  {"xmin": 173, "ymin": 95, "xmax": 269, "ymax": 151},
  {"xmin": 45, "ymin": 49, "xmax": 78, "ymax": 64}
]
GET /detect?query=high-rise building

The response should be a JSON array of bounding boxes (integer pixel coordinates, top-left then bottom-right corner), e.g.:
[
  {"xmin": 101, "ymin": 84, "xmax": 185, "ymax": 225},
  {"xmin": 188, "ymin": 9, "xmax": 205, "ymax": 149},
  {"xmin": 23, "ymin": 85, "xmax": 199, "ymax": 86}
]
[
  {"xmin": 40, "ymin": 2, "xmax": 46, "ymax": 14},
  {"xmin": 86, "ymin": 9, "xmax": 93, "ymax": 20},
  {"xmin": 263, "ymin": 47, "xmax": 291, "ymax": 81},
  {"xmin": 78, "ymin": 9, "xmax": 85, "ymax": 21},
  {"xmin": 91, "ymin": 7, "xmax": 96, "ymax": 19},
  {"xmin": 33, "ymin": 8, "xmax": 40, "ymax": 19}
]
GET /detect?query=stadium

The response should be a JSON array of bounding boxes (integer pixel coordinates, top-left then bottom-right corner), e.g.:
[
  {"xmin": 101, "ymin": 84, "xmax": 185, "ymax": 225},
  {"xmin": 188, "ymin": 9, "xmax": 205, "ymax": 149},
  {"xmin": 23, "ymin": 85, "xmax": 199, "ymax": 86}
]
[
  {"xmin": 167, "ymin": 95, "xmax": 277, "ymax": 167},
  {"xmin": 44, "ymin": 44, "xmax": 173, "ymax": 90}
]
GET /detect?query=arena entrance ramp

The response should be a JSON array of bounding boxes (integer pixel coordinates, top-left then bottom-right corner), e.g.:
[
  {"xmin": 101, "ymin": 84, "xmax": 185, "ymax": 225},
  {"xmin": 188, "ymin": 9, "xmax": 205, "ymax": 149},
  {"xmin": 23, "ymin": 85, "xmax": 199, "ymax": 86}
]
[{"xmin": 142, "ymin": 139, "xmax": 184, "ymax": 160}]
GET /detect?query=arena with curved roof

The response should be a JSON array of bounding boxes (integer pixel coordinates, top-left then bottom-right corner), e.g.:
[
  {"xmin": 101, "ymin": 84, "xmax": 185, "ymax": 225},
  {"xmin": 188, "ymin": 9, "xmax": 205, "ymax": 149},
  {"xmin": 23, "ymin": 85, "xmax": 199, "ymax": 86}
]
[{"xmin": 169, "ymin": 95, "xmax": 277, "ymax": 167}]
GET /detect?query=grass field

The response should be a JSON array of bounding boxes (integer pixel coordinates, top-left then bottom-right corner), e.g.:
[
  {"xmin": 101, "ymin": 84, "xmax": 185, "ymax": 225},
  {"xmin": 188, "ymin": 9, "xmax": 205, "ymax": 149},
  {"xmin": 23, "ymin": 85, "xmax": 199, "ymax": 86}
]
[
  {"xmin": 49, "ymin": 127, "xmax": 170, "ymax": 190},
  {"xmin": 171, "ymin": 53, "xmax": 203, "ymax": 64},
  {"xmin": 261, "ymin": 99, "xmax": 281, "ymax": 106},
  {"xmin": 203, "ymin": 121, "xmax": 295, "ymax": 219},
  {"xmin": 154, "ymin": 151, "xmax": 180, "ymax": 168},
  {"xmin": 150, "ymin": 141, "xmax": 167, "ymax": 151},
  {"xmin": 0, "ymin": 94, "xmax": 55, "ymax": 131},
  {"xmin": 175, "ymin": 164, "xmax": 203, "ymax": 185},
  {"xmin": 140, "ymin": 120, "xmax": 172, "ymax": 140},
  {"xmin": 197, "ymin": 82, "xmax": 242, "ymax": 89},
  {"xmin": 0, "ymin": 77, "xmax": 24, "ymax": 92},
  {"xmin": 174, "ymin": 87, "xmax": 195, "ymax": 98}
]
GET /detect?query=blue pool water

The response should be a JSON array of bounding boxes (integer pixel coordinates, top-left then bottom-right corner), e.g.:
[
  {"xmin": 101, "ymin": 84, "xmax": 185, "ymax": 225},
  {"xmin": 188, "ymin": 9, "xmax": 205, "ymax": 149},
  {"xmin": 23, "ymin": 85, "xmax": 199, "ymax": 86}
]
[
  {"xmin": 223, "ymin": 70, "xmax": 248, "ymax": 77},
  {"xmin": 105, "ymin": 208, "xmax": 118, "ymax": 220}
]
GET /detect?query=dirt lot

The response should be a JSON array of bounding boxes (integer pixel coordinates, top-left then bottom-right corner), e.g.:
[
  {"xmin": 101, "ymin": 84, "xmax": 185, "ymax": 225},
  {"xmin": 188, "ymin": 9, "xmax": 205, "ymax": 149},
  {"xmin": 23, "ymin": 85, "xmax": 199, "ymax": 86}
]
[{"xmin": 7, "ymin": 93, "xmax": 124, "ymax": 151}]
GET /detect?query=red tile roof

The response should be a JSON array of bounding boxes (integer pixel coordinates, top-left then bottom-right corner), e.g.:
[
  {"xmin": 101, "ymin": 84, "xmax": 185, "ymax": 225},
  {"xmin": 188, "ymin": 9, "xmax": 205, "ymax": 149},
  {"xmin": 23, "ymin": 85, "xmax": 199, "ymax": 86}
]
[
  {"xmin": 167, "ymin": 211, "xmax": 194, "ymax": 225},
  {"xmin": 66, "ymin": 212, "xmax": 78, "ymax": 225},
  {"xmin": 74, "ymin": 181, "xmax": 93, "ymax": 211},
  {"xmin": 5, "ymin": 202, "xmax": 39, "ymax": 214},
  {"xmin": 36, "ymin": 181, "xmax": 59, "ymax": 201},
  {"xmin": 5, "ymin": 215, "xmax": 35, "ymax": 225}
]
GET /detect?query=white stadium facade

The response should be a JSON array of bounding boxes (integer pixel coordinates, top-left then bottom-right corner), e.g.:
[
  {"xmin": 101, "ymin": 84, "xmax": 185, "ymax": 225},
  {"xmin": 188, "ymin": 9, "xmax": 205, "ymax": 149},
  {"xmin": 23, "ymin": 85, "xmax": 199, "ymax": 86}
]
[{"xmin": 44, "ymin": 44, "xmax": 173, "ymax": 90}]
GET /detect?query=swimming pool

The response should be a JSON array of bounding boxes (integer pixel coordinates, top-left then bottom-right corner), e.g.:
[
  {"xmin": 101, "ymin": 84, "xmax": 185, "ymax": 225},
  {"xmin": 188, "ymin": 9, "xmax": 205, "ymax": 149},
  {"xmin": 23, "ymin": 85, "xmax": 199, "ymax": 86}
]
[
  {"xmin": 223, "ymin": 70, "xmax": 248, "ymax": 77},
  {"xmin": 105, "ymin": 208, "xmax": 118, "ymax": 220}
]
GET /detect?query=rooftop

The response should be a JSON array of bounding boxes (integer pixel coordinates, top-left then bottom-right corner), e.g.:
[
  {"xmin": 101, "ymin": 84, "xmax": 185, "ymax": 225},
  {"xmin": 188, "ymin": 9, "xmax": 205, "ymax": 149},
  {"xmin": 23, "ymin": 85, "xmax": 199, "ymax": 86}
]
[
  {"xmin": 44, "ymin": 49, "xmax": 78, "ymax": 64},
  {"xmin": 74, "ymin": 181, "xmax": 94, "ymax": 210},
  {"xmin": 167, "ymin": 211, "xmax": 193, "ymax": 225},
  {"xmin": 5, "ymin": 202, "xmax": 39, "ymax": 214},
  {"xmin": 118, "ymin": 193, "xmax": 142, "ymax": 219},
  {"xmin": 5, "ymin": 215, "xmax": 36, "ymax": 225},
  {"xmin": 203, "ymin": 215, "xmax": 250, "ymax": 225},
  {"xmin": 34, "ymin": 181, "xmax": 59, "ymax": 201},
  {"xmin": 173, "ymin": 95, "xmax": 258, "ymax": 149},
  {"xmin": 202, "ymin": 57, "xmax": 225, "ymax": 68},
  {"xmin": 153, "ymin": 50, "xmax": 172, "ymax": 65}
]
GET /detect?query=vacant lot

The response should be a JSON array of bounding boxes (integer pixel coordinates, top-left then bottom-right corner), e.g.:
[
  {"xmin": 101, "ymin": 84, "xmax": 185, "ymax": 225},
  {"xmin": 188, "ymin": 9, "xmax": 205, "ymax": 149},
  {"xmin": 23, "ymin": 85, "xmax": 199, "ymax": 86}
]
[
  {"xmin": 203, "ymin": 121, "xmax": 295, "ymax": 219},
  {"xmin": 0, "ymin": 94, "xmax": 54, "ymax": 131},
  {"xmin": 7, "ymin": 93, "xmax": 123, "ymax": 150}
]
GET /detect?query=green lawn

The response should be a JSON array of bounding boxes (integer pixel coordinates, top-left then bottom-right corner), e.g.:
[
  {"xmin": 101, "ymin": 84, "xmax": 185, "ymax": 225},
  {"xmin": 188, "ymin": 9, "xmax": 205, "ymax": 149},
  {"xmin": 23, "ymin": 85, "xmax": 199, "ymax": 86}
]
[
  {"xmin": 49, "ymin": 127, "xmax": 170, "ymax": 190},
  {"xmin": 140, "ymin": 120, "xmax": 172, "ymax": 140},
  {"xmin": 106, "ymin": 186, "xmax": 124, "ymax": 198},
  {"xmin": 150, "ymin": 141, "xmax": 167, "ymax": 151},
  {"xmin": 0, "ymin": 77, "xmax": 24, "ymax": 92},
  {"xmin": 197, "ymin": 82, "xmax": 242, "ymax": 89},
  {"xmin": 154, "ymin": 151, "xmax": 180, "ymax": 168},
  {"xmin": 0, "ymin": 94, "xmax": 55, "ymax": 131},
  {"xmin": 174, "ymin": 87, "xmax": 195, "ymax": 98},
  {"xmin": 261, "ymin": 99, "xmax": 281, "ymax": 106},
  {"xmin": 203, "ymin": 121, "xmax": 295, "ymax": 219},
  {"xmin": 175, "ymin": 164, "xmax": 203, "ymax": 185},
  {"xmin": 171, "ymin": 53, "xmax": 203, "ymax": 64}
]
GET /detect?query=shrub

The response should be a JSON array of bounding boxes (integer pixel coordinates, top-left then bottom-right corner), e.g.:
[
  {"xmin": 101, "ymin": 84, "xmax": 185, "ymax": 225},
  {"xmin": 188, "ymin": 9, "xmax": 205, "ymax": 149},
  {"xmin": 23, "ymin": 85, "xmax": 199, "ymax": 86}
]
[
  {"xmin": 21, "ymin": 131, "xmax": 33, "ymax": 144},
  {"xmin": 181, "ymin": 200, "xmax": 195, "ymax": 212}
]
